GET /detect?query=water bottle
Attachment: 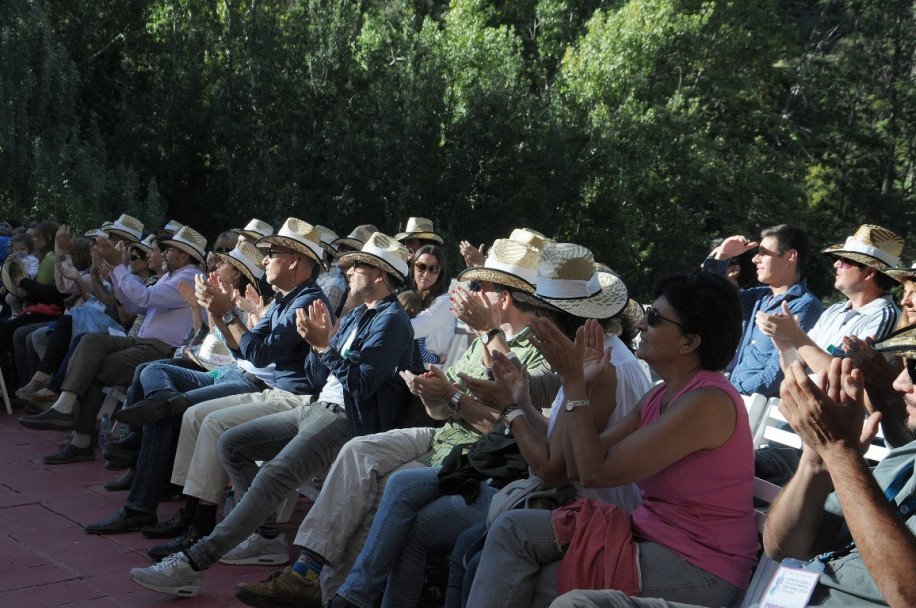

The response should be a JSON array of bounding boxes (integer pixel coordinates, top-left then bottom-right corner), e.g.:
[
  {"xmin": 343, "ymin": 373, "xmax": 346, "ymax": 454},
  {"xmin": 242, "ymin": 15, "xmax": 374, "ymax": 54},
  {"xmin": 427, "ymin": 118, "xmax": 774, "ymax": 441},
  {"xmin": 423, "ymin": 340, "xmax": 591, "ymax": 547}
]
[
  {"xmin": 222, "ymin": 488, "xmax": 235, "ymax": 518},
  {"xmin": 99, "ymin": 414, "xmax": 112, "ymax": 448}
]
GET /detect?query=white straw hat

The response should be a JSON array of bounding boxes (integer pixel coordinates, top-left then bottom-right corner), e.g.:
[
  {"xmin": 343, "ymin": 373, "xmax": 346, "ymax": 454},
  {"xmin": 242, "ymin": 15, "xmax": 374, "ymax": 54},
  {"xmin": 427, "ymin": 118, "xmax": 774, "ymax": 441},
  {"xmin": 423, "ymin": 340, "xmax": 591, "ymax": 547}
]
[
  {"xmin": 337, "ymin": 232, "xmax": 410, "ymax": 283},
  {"xmin": 214, "ymin": 241, "xmax": 265, "ymax": 289},
  {"xmin": 332, "ymin": 226, "xmax": 373, "ymax": 252},
  {"xmin": 186, "ymin": 334, "xmax": 236, "ymax": 371},
  {"xmin": 232, "ymin": 218, "xmax": 274, "ymax": 242},
  {"xmin": 1, "ymin": 255, "xmax": 28, "ymax": 297},
  {"xmin": 255, "ymin": 218, "xmax": 323, "ymax": 263},
  {"xmin": 104, "ymin": 214, "xmax": 144, "ymax": 243},
  {"xmin": 823, "ymin": 224, "xmax": 904, "ymax": 273},
  {"xmin": 457, "ymin": 239, "xmax": 539, "ymax": 293},
  {"xmin": 394, "ymin": 217, "xmax": 444, "ymax": 245},
  {"xmin": 161, "ymin": 226, "xmax": 208, "ymax": 264}
]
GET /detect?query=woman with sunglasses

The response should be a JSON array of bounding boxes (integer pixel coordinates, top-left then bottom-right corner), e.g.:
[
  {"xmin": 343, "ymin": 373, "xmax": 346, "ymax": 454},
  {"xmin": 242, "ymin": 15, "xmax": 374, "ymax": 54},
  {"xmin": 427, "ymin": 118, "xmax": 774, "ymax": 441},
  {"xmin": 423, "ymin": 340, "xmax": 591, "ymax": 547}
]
[
  {"xmin": 406, "ymin": 244, "xmax": 456, "ymax": 365},
  {"xmin": 466, "ymin": 272, "xmax": 758, "ymax": 608}
]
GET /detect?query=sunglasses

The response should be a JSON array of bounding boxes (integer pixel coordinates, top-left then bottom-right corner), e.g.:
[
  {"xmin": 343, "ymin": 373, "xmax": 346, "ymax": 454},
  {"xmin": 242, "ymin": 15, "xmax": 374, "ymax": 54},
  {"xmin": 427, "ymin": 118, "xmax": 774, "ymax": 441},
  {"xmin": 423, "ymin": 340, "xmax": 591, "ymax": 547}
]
[
  {"xmin": 645, "ymin": 306, "xmax": 684, "ymax": 329},
  {"xmin": 907, "ymin": 359, "xmax": 916, "ymax": 385},
  {"xmin": 837, "ymin": 258, "xmax": 863, "ymax": 270},
  {"xmin": 264, "ymin": 249, "xmax": 293, "ymax": 259},
  {"xmin": 414, "ymin": 262, "xmax": 441, "ymax": 274},
  {"xmin": 130, "ymin": 255, "xmax": 146, "ymax": 262}
]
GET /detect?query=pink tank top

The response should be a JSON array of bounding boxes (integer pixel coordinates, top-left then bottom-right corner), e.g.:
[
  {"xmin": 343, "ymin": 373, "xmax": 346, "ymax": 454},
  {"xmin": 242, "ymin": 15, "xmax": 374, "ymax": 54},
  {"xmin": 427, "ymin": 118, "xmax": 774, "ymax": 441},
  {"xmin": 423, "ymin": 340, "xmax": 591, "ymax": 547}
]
[{"xmin": 629, "ymin": 370, "xmax": 759, "ymax": 590}]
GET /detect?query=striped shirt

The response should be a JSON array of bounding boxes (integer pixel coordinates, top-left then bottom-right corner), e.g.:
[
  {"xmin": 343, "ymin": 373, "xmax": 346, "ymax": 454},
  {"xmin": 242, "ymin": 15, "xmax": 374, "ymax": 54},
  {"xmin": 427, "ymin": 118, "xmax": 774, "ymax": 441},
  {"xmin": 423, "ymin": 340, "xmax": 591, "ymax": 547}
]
[{"xmin": 807, "ymin": 294, "xmax": 899, "ymax": 355}]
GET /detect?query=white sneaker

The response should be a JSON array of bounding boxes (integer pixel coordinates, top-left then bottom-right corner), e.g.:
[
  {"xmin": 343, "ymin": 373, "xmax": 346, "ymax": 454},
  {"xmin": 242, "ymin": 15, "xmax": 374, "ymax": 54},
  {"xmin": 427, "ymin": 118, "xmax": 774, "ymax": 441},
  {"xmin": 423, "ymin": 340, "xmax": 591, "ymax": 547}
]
[
  {"xmin": 128, "ymin": 552, "xmax": 201, "ymax": 597},
  {"xmin": 219, "ymin": 532, "xmax": 289, "ymax": 565}
]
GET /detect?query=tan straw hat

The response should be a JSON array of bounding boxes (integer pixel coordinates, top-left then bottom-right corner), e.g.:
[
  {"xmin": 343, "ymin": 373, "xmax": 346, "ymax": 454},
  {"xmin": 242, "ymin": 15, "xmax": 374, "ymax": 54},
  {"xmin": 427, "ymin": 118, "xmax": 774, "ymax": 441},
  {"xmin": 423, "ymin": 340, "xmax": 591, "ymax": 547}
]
[
  {"xmin": 883, "ymin": 262, "xmax": 916, "ymax": 285},
  {"xmin": 512, "ymin": 244, "xmax": 629, "ymax": 319},
  {"xmin": 161, "ymin": 226, "xmax": 208, "ymax": 264},
  {"xmin": 457, "ymin": 239, "xmax": 539, "ymax": 293},
  {"xmin": 104, "ymin": 214, "xmax": 144, "ymax": 243},
  {"xmin": 337, "ymin": 232, "xmax": 410, "ymax": 283},
  {"xmin": 133, "ymin": 234, "xmax": 155, "ymax": 255},
  {"xmin": 1, "ymin": 254, "xmax": 28, "ymax": 297},
  {"xmin": 255, "ymin": 217, "xmax": 323, "ymax": 263},
  {"xmin": 874, "ymin": 323, "xmax": 916, "ymax": 360},
  {"xmin": 509, "ymin": 228, "xmax": 555, "ymax": 252},
  {"xmin": 85, "ymin": 221, "xmax": 114, "ymax": 238},
  {"xmin": 394, "ymin": 217, "xmax": 444, "ymax": 245},
  {"xmin": 332, "ymin": 226, "xmax": 373, "ymax": 252},
  {"xmin": 186, "ymin": 333, "xmax": 236, "ymax": 371},
  {"xmin": 233, "ymin": 218, "xmax": 274, "ymax": 242},
  {"xmin": 214, "ymin": 241, "xmax": 265, "ymax": 289},
  {"xmin": 822, "ymin": 224, "xmax": 904, "ymax": 272},
  {"xmin": 314, "ymin": 225, "xmax": 340, "ymax": 256}
]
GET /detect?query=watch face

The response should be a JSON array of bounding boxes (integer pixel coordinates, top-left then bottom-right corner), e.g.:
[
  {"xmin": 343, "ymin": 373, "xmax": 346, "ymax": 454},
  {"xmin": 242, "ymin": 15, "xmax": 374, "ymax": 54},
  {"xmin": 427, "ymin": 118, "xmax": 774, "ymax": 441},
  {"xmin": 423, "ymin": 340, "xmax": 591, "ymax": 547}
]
[{"xmin": 565, "ymin": 401, "xmax": 574, "ymax": 411}]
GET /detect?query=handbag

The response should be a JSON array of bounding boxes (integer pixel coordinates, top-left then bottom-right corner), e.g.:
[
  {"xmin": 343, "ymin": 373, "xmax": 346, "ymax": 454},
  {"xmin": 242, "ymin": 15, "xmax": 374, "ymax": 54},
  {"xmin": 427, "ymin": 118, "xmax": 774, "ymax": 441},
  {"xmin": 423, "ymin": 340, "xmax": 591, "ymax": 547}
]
[{"xmin": 485, "ymin": 474, "xmax": 577, "ymax": 529}]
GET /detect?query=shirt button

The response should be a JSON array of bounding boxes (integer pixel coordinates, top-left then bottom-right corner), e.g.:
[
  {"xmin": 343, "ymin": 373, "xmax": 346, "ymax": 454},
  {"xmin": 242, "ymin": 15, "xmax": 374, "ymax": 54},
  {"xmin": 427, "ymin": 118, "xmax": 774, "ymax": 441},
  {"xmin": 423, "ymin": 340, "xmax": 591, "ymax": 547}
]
[{"xmin": 901, "ymin": 505, "xmax": 910, "ymax": 515}]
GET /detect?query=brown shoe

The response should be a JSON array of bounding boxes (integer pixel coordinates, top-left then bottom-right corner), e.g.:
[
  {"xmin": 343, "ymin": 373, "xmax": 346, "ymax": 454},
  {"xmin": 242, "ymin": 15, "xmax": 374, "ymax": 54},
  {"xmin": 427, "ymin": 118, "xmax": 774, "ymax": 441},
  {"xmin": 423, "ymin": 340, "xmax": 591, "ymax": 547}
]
[
  {"xmin": 19, "ymin": 389, "xmax": 59, "ymax": 403},
  {"xmin": 234, "ymin": 567, "xmax": 322, "ymax": 608}
]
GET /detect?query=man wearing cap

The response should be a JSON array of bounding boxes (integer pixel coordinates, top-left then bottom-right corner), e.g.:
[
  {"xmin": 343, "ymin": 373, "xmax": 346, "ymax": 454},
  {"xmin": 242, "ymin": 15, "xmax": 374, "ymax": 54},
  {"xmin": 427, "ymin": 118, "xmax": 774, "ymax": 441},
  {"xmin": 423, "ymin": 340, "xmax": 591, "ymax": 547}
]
[
  {"xmin": 758, "ymin": 224, "xmax": 902, "ymax": 377},
  {"xmin": 703, "ymin": 224, "xmax": 823, "ymax": 397},
  {"xmin": 18, "ymin": 224, "xmax": 208, "ymax": 464},
  {"xmin": 394, "ymin": 217, "xmax": 444, "ymax": 261},
  {"xmin": 228, "ymin": 237, "xmax": 554, "ymax": 607},
  {"xmin": 84, "ymin": 219, "xmax": 331, "ymax": 536},
  {"xmin": 127, "ymin": 232, "xmax": 423, "ymax": 598}
]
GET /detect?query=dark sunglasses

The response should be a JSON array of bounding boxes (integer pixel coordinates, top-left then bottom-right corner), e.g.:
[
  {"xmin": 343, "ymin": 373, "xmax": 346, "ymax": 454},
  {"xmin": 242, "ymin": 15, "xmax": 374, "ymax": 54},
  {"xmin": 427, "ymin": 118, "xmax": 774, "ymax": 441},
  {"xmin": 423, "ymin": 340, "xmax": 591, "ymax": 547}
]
[
  {"xmin": 467, "ymin": 280, "xmax": 483, "ymax": 293},
  {"xmin": 837, "ymin": 258, "xmax": 863, "ymax": 270},
  {"xmin": 414, "ymin": 262, "xmax": 441, "ymax": 274},
  {"xmin": 907, "ymin": 359, "xmax": 916, "ymax": 384},
  {"xmin": 130, "ymin": 255, "xmax": 146, "ymax": 262},
  {"xmin": 264, "ymin": 248, "xmax": 292, "ymax": 259},
  {"xmin": 645, "ymin": 306, "xmax": 684, "ymax": 329}
]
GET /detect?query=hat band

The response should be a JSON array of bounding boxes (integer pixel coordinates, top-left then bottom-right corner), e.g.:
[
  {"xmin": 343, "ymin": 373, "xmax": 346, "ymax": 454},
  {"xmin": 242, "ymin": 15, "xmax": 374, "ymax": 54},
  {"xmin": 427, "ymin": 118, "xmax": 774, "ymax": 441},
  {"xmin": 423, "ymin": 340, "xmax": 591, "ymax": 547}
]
[
  {"xmin": 229, "ymin": 250, "xmax": 265, "ymax": 279},
  {"xmin": 485, "ymin": 259, "xmax": 538, "ymax": 285},
  {"xmin": 842, "ymin": 236, "xmax": 899, "ymax": 267},
  {"xmin": 536, "ymin": 274, "xmax": 602, "ymax": 299},
  {"xmin": 362, "ymin": 242, "xmax": 408, "ymax": 277},
  {"xmin": 172, "ymin": 237, "xmax": 205, "ymax": 257}
]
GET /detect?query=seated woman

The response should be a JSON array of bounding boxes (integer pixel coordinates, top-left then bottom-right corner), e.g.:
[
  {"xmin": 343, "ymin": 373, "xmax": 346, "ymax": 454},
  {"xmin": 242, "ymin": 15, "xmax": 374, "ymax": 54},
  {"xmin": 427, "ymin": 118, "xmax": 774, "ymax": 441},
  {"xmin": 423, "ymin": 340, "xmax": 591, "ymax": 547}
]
[
  {"xmin": 467, "ymin": 272, "xmax": 758, "ymax": 608},
  {"xmin": 405, "ymin": 244, "xmax": 456, "ymax": 366}
]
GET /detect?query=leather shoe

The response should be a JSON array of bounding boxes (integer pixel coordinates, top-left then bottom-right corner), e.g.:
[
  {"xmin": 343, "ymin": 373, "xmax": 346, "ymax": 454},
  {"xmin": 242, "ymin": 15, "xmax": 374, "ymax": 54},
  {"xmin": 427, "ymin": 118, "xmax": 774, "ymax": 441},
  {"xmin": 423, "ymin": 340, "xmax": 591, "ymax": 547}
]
[
  {"xmin": 18, "ymin": 389, "xmax": 59, "ymax": 403},
  {"xmin": 114, "ymin": 392, "xmax": 190, "ymax": 426},
  {"xmin": 43, "ymin": 443, "xmax": 95, "ymax": 465},
  {"xmin": 142, "ymin": 507, "xmax": 194, "ymax": 538},
  {"xmin": 102, "ymin": 431, "xmax": 141, "ymax": 467},
  {"xmin": 85, "ymin": 507, "xmax": 156, "ymax": 535},
  {"xmin": 104, "ymin": 467, "xmax": 136, "ymax": 491},
  {"xmin": 19, "ymin": 408, "xmax": 75, "ymax": 431},
  {"xmin": 147, "ymin": 525, "xmax": 204, "ymax": 561}
]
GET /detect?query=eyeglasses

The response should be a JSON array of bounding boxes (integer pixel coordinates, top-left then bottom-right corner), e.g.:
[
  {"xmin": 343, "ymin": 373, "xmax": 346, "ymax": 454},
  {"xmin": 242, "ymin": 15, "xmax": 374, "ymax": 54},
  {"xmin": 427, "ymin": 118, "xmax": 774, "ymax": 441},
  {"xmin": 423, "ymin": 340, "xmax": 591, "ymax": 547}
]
[
  {"xmin": 837, "ymin": 258, "xmax": 863, "ymax": 270},
  {"xmin": 130, "ymin": 255, "xmax": 145, "ymax": 262},
  {"xmin": 264, "ymin": 249, "xmax": 292, "ymax": 259},
  {"xmin": 414, "ymin": 262, "xmax": 441, "ymax": 274},
  {"xmin": 907, "ymin": 359, "xmax": 916, "ymax": 385},
  {"xmin": 645, "ymin": 306, "xmax": 684, "ymax": 329}
]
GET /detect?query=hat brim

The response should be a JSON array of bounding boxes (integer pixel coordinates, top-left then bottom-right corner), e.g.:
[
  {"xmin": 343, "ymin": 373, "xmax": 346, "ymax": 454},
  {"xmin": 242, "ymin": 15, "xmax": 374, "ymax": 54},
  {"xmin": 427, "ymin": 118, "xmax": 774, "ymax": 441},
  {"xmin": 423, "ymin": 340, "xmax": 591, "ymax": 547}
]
[
  {"xmin": 161, "ymin": 239, "xmax": 206, "ymax": 265},
  {"xmin": 1, "ymin": 255, "xmax": 28, "ymax": 298},
  {"xmin": 823, "ymin": 246, "xmax": 892, "ymax": 272},
  {"xmin": 395, "ymin": 231, "xmax": 444, "ymax": 245},
  {"xmin": 331, "ymin": 238, "xmax": 365, "ymax": 252},
  {"xmin": 874, "ymin": 324, "xmax": 916, "ymax": 359},
  {"xmin": 187, "ymin": 348, "xmax": 235, "ymax": 372},
  {"xmin": 105, "ymin": 228, "xmax": 142, "ymax": 244},
  {"xmin": 337, "ymin": 251, "xmax": 406, "ymax": 284},
  {"xmin": 232, "ymin": 229, "xmax": 265, "ymax": 241},
  {"xmin": 511, "ymin": 273, "xmax": 630, "ymax": 320},
  {"xmin": 457, "ymin": 267, "xmax": 536, "ymax": 294},
  {"xmin": 255, "ymin": 235, "xmax": 322, "ymax": 264},
  {"xmin": 132, "ymin": 241, "xmax": 152, "ymax": 255},
  {"xmin": 214, "ymin": 252, "xmax": 261, "ymax": 293},
  {"xmin": 882, "ymin": 267, "xmax": 916, "ymax": 283}
]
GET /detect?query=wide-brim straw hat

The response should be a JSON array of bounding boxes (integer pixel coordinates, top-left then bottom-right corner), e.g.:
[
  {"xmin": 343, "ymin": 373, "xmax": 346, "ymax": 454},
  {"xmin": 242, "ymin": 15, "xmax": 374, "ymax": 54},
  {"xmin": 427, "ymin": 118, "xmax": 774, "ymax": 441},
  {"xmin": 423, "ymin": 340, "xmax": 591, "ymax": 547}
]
[
  {"xmin": 187, "ymin": 333, "xmax": 235, "ymax": 371},
  {"xmin": 214, "ymin": 241, "xmax": 265, "ymax": 289},
  {"xmin": 509, "ymin": 228, "xmax": 555, "ymax": 252},
  {"xmin": 85, "ymin": 221, "xmax": 114, "ymax": 238},
  {"xmin": 232, "ymin": 218, "xmax": 273, "ymax": 242},
  {"xmin": 332, "ymin": 226, "xmax": 373, "ymax": 252},
  {"xmin": 315, "ymin": 225, "xmax": 339, "ymax": 257},
  {"xmin": 255, "ymin": 217, "xmax": 323, "ymax": 263},
  {"xmin": 161, "ymin": 226, "xmax": 208, "ymax": 265},
  {"xmin": 337, "ymin": 232, "xmax": 410, "ymax": 283},
  {"xmin": 874, "ymin": 323, "xmax": 916, "ymax": 360},
  {"xmin": 1, "ymin": 254, "xmax": 28, "ymax": 297},
  {"xmin": 823, "ymin": 224, "xmax": 904, "ymax": 273},
  {"xmin": 457, "ymin": 239, "xmax": 539, "ymax": 293},
  {"xmin": 163, "ymin": 220, "xmax": 184, "ymax": 235},
  {"xmin": 104, "ymin": 214, "xmax": 144, "ymax": 244},
  {"xmin": 883, "ymin": 262, "xmax": 916, "ymax": 285},
  {"xmin": 133, "ymin": 234, "xmax": 156, "ymax": 255},
  {"xmin": 511, "ymin": 244, "xmax": 629, "ymax": 319},
  {"xmin": 394, "ymin": 217, "xmax": 444, "ymax": 245}
]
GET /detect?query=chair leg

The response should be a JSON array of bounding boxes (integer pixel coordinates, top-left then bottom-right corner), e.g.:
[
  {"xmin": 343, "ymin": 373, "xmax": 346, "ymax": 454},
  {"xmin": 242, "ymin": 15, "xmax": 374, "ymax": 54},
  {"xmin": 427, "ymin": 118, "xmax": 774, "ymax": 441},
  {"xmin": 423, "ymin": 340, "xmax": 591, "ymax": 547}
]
[{"xmin": 0, "ymin": 369, "xmax": 12, "ymax": 415}]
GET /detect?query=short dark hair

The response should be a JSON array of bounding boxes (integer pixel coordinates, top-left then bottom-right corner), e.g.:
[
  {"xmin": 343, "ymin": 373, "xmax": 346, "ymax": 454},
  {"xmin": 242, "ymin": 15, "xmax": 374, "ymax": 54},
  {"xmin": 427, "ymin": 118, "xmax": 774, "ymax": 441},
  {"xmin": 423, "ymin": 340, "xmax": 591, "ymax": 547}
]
[
  {"xmin": 491, "ymin": 282, "xmax": 537, "ymax": 314},
  {"xmin": 761, "ymin": 224, "xmax": 809, "ymax": 272},
  {"xmin": 651, "ymin": 272, "xmax": 742, "ymax": 371},
  {"xmin": 874, "ymin": 269, "xmax": 897, "ymax": 292}
]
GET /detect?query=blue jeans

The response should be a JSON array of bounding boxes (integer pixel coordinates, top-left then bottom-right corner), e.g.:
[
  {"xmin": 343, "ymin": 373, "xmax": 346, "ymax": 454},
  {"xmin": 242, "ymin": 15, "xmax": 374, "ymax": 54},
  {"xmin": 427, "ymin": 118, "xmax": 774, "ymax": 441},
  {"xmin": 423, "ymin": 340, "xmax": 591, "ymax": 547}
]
[
  {"xmin": 123, "ymin": 363, "xmax": 260, "ymax": 514},
  {"xmin": 446, "ymin": 521, "xmax": 486, "ymax": 608},
  {"xmin": 337, "ymin": 466, "xmax": 497, "ymax": 608}
]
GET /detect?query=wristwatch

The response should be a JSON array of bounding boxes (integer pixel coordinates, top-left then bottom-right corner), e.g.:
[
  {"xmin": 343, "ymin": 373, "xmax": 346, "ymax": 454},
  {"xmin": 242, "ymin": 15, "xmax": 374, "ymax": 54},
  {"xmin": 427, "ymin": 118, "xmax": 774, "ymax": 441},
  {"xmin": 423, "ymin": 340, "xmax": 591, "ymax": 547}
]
[
  {"xmin": 222, "ymin": 307, "xmax": 244, "ymax": 324},
  {"xmin": 480, "ymin": 328, "xmax": 504, "ymax": 345},
  {"xmin": 447, "ymin": 391, "xmax": 462, "ymax": 414},
  {"xmin": 565, "ymin": 399, "xmax": 590, "ymax": 412}
]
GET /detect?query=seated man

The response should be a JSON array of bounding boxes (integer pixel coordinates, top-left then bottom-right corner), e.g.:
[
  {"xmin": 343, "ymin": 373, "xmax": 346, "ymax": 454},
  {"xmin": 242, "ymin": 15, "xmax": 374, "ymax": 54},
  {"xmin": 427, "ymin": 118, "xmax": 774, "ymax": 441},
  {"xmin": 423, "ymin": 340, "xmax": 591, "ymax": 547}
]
[
  {"xmin": 84, "ymin": 220, "xmax": 330, "ymax": 535},
  {"xmin": 19, "ymin": 225, "xmax": 207, "ymax": 463},
  {"xmin": 703, "ymin": 224, "xmax": 822, "ymax": 397},
  {"xmin": 127, "ymin": 232, "xmax": 423, "ymax": 597}
]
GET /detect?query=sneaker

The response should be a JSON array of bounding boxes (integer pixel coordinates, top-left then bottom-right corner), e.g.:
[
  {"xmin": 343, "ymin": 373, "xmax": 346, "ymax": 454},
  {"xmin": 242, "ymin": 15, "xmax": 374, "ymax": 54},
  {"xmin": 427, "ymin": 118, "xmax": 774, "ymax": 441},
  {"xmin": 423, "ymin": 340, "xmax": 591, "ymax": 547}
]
[
  {"xmin": 220, "ymin": 532, "xmax": 289, "ymax": 566},
  {"xmin": 128, "ymin": 552, "xmax": 201, "ymax": 597},
  {"xmin": 234, "ymin": 567, "xmax": 321, "ymax": 608}
]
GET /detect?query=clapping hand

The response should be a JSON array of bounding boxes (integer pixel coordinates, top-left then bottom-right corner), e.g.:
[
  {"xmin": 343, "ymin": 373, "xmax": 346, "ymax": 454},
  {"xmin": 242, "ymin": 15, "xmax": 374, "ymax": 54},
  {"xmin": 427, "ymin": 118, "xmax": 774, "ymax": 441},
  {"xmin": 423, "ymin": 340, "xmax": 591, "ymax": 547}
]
[
  {"xmin": 450, "ymin": 286, "xmax": 499, "ymax": 332},
  {"xmin": 459, "ymin": 240, "xmax": 486, "ymax": 268},
  {"xmin": 295, "ymin": 300, "xmax": 338, "ymax": 348}
]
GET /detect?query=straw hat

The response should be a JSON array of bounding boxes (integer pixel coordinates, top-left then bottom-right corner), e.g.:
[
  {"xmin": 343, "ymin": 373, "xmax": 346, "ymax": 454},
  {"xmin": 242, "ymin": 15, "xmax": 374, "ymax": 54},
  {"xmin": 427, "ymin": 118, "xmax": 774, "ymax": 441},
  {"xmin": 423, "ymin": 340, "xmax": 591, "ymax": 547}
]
[
  {"xmin": 187, "ymin": 334, "xmax": 236, "ymax": 371},
  {"xmin": 509, "ymin": 228, "xmax": 555, "ymax": 252},
  {"xmin": 337, "ymin": 232, "xmax": 410, "ymax": 283},
  {"xmin": 161, "ymin": 226, "xmax": 208, "ymax": 265},
  {"xmin": 163, "ymin": 219, "xmax": 184, "ymax": 234},
  {"xmin": 214, "ymin": 241, "xmax": 266, "ymax": 289},
  {"xmin": 883, "ymin": 262, "xmax": 916, "ymax": 285},
  {"xmin": 232, "ymin": 218, "xmax": 274, "ymax": 242},
  {"xmin": 104, "ymin": 214, "xmax": 144, "ymax": 243},
  {"xmin": 1, "ymin": 254, "xmax": 28, "ymax": 297},
  {"xmin": 332, "ymin": 226, "xmax": 373, "ymax": 252},
  {"xmin": 394, "ymin": 217, "xmax": 444, "ymax": 245},
  {"xmin": 85, "ymin": 221, "xmax": 114, "ymax": 238},
  {"xmin": 874, "ymin": 323, "xmax": 916, "ymax": 360},
  {"xmin": 255, "ymin": 217, "xmax": 323, "ymax": 264},
  {"xmin": 822, "ymin": 224, "xmax": 904, "ymax": 272},
  {"xmin": 511, "ymin": 244, "xmax": 629, "ymax": 319},
  {"xmin": 133, "ymin": 234, "xmax": 156, "ymax": 255},
  {"xmin": 314, "ymin": 225, "xmax": 340, "ymax": 256},
  {"xmin": 457, "ymin": 239, "xmax": 539, "ymax": 293}
]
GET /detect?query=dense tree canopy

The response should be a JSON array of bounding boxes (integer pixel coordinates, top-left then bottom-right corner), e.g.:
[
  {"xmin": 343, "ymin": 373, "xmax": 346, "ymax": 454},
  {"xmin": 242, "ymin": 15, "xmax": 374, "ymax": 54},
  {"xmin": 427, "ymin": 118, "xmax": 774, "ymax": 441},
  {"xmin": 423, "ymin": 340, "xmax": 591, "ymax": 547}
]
[{"xmin": 1, "ymin": 0, "xmax": 913, "ymax": 300}]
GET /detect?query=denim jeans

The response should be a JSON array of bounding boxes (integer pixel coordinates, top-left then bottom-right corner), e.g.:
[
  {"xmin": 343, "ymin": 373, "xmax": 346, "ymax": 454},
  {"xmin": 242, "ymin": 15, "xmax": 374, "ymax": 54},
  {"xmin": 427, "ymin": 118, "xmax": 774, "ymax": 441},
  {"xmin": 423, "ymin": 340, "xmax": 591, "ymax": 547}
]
[
  {"xmin": 445, "ymin": 521, "xmax": 486, "ymax": 608},
  {"xmin": 337, "ymin": 466, "xmax": 497, "ymax": 608},
  {"xmin": 186, "ymin": 401, "xmax": 349, "ymax": 570}
]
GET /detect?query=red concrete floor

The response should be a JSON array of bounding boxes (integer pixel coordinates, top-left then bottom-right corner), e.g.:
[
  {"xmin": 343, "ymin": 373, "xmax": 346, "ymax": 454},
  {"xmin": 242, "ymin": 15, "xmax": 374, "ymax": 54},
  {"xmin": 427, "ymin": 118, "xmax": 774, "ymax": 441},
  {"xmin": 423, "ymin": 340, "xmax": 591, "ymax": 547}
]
[{"xmin": 0, "ymin": 408, "xmax": 314, "ymax": 607}]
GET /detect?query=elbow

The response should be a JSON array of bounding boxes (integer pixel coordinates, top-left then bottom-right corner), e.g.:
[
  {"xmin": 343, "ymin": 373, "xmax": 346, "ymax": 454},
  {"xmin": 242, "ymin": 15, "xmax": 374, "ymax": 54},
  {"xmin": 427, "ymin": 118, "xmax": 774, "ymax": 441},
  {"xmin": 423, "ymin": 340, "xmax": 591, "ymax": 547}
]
[
  {"xmin": 578, "ymin": 467, "xmax": 613, "ymax": 489},
  {"xmin": 536, "ymin": 469, "xmax": 569, "ymax": 488}
]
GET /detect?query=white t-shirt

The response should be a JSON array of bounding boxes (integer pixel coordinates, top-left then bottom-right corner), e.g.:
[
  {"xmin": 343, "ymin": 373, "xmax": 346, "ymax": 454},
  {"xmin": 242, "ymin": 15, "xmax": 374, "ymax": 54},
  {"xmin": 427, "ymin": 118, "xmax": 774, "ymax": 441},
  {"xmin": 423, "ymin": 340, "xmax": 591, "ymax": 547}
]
[
  {"xmin": 315, "ymin": 326, "xmax": 358, "ymax": 407},
  {"xmin": 410, "ymin": 293, "xmax": 456, "ymax": 360}
]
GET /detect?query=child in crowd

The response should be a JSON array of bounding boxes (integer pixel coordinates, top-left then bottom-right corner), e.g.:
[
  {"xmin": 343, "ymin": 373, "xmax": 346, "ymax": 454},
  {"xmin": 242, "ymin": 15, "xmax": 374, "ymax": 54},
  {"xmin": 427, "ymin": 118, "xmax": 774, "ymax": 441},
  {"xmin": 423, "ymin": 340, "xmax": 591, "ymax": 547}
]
[{"xmin": 5, "ymin": 234, "xmax": 40, "ymax": 314}]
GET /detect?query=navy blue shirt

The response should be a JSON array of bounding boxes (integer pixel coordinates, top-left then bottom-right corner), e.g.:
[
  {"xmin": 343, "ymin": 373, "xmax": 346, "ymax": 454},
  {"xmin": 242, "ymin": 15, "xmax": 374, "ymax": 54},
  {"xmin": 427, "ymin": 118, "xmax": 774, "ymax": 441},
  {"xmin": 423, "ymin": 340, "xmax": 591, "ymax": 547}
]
[
  {"xmin": 305, "ymin": 292, "xmax": 423, "ymax": 437},
  {"xmin": 236, "ymin": 279, "xmax": 331, "ymax": 394}
]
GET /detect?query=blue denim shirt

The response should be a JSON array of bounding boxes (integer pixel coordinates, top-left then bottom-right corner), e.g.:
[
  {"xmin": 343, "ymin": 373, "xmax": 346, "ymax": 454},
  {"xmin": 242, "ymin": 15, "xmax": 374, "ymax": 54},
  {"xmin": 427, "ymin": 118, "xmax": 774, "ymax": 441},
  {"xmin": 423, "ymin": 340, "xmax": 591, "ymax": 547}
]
[
  {"xmin": 236, "ymin": 279, "xmax": 331, "ymax": 394},
  {"xmin": 305, "ymin": 292, "xmax": 423, "ymax": 437},
  {"xmin": 703, "ymin": 257, "xmax": 823, "ymax": 397}
]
